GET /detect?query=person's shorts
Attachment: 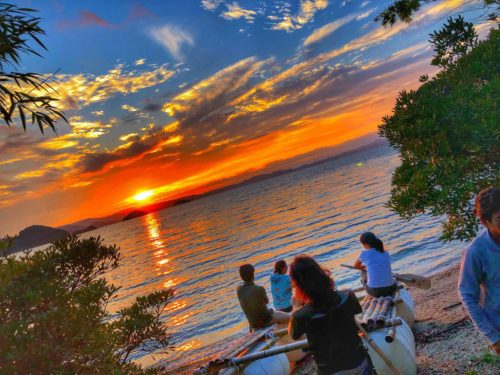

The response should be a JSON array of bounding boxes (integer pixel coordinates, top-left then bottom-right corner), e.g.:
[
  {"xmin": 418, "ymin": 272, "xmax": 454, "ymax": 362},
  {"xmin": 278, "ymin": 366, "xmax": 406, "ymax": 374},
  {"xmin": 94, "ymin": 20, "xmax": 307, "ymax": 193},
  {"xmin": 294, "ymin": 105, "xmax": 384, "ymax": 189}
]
[{"xmin": 366, "ymin": 283, "xmax": 397, "ymax": 298}]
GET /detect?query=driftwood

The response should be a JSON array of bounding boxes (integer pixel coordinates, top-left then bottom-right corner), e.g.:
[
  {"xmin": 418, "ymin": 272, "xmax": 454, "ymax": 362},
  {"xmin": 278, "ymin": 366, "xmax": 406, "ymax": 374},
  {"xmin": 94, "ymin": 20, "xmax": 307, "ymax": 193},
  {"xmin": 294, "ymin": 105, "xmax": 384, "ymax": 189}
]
[
  {"xmin": 416, "ymin": 317, "xmax": 470, "ymax": 343},
  {"xmin": 443, "ymin": 301, "xmax": 462, "ymax": 311}
]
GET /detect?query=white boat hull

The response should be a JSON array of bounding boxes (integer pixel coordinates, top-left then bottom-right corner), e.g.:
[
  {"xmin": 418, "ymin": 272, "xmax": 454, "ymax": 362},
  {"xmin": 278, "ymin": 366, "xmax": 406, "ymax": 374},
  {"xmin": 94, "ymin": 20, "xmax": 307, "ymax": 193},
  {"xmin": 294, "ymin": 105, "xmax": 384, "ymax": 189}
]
[
  {"xmin": 219, "ymin": 289, "xmax": 417, "ymax": 375},
  {"xmin": 396, "ymin": 288, "xmax": 415, "ymax": 328},
  {"xmin": 363, "ymin": 318, "xmax": 416, "ymax": 375}
]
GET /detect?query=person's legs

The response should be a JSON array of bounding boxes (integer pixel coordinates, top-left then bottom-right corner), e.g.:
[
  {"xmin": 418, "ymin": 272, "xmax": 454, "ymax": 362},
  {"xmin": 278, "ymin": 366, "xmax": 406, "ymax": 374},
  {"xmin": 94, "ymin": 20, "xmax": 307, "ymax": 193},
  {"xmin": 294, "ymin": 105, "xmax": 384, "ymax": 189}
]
[
  {"xmin": 272, "ymin": 310, "xmax": 290, "ymax": 324},
  {"xmin": 360, "ymin": 270, "xmax": 368, "ymax": 288},
  {"xmin": 366, "ymin": 286, "xmax": 382, "ymax": 298}
]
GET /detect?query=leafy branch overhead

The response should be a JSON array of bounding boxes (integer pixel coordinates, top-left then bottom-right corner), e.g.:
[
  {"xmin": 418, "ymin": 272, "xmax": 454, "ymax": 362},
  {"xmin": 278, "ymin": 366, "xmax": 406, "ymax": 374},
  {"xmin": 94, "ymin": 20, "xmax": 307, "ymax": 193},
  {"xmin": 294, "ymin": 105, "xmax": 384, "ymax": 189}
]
[
  {"xmin": 0, "ymin": 3, "xmax": 66, "ymax": 133},
  {"xmin": 379, "ymin": 20, "xmax": 500, "ymax": 241},
  {"xmin": 375, "ymin": 0, "xmax": 499, "ymax": 27}
]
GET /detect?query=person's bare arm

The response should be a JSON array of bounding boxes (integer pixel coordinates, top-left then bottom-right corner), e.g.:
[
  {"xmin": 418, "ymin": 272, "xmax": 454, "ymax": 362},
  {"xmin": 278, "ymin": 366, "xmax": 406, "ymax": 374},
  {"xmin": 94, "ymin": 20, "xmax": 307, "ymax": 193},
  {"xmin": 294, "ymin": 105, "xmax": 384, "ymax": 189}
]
[{"xmin": 354, "ymin": 259, "xmax": 366, "ymax": 271}]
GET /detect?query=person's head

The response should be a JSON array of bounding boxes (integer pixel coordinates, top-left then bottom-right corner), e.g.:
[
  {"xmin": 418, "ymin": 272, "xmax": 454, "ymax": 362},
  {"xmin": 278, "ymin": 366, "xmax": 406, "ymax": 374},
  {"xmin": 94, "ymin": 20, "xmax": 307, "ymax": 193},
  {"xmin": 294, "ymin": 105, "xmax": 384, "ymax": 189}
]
[
  {"xmin": 274, "ymin": 260, "xmax": 287, "ymax": 274},
  {"xmin": 360, "ymin": 232, "xmax": 384, "ymax": 253},
  {"xmin": 239, "ymin": 264, "xmax": 255, "ymax": 283},
  {"xmin": 289, "ymin": 255, "xmax": 337, "ymax": 308},
  {"xmin": 475, "ymin": 187, "xmax": 500, "ymax": 238}
]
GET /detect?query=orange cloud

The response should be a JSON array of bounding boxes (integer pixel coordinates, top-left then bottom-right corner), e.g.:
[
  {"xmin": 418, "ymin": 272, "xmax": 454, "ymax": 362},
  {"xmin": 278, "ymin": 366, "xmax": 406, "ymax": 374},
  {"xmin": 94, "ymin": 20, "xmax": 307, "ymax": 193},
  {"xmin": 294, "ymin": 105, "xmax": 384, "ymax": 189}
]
[{"xmin": 45, "ymin": 64, "xmax": 175, "ymax": 110}]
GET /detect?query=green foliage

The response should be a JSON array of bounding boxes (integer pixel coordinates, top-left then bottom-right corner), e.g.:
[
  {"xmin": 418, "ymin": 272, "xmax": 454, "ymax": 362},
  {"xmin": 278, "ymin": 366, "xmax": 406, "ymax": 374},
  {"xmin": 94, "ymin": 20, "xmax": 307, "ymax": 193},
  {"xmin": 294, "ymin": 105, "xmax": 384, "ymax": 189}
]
[
  {"xmin": 0, "ymin": 235, "xmax": 15, "ymax": 256},
  {"xmin": 376, "ymin": 0, "xmax": 499, "ymax": 27},
  {"xmin": 478, "ymin": 350, "xmax": 500, "ymax": 364},
  {"xmin": 375, "ymin": 0, "xmax": 423, "ymax": 26},
  {"xmin": 0, "ymin": 236, "xmax": 174, "ymax": 374},
  {"xmin": 379, "ymin": 27, "xmax": 500, "ymax": 241},
  {"xmin": 0, "ymin": 3, "xmax": 66, "ymax": 133},
  {"xmin": 430, "ymin": 16, "xmax": 478, "ymax": 69}
]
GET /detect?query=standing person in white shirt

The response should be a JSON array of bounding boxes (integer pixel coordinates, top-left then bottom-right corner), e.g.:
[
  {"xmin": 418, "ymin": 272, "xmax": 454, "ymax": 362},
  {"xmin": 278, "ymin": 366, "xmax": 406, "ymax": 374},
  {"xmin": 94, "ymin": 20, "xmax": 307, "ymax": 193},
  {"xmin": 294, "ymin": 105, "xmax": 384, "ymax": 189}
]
[{"xmin": 354, "ymin": 232, "xmax": 396, "ymax": 297}]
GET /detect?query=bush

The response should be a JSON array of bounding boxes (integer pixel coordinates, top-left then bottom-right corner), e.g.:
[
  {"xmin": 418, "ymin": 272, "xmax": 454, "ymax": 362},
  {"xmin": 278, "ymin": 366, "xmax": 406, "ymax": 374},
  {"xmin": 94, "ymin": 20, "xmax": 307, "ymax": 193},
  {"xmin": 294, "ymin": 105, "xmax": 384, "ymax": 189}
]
[{"xmin": 0, "ymin": 236, "xmax": 173, "ymax": 374}]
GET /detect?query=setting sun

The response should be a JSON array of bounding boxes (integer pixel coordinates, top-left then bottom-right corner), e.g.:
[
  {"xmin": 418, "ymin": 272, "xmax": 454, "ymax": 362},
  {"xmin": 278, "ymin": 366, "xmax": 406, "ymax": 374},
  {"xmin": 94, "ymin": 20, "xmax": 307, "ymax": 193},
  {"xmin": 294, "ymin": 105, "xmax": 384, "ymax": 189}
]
[{"xmin": 133, "ymin": 190, "xmax": 154, "ymax": 202}]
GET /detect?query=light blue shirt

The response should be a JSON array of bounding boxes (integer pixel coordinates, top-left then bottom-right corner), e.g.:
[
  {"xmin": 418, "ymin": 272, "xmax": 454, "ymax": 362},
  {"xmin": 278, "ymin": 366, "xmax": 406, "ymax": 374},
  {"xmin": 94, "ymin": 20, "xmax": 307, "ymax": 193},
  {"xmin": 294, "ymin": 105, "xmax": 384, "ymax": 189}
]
[
  {"xmin": 458, "ymin": 229, "xmax": 500, "ymax": 345},
  {"xmin": 270, "ymin": 273, "xmax": 292, "ymax": 310},
  {"xmin": 358, "ymin": 248, "xmax": 394, "ymax": 288}
]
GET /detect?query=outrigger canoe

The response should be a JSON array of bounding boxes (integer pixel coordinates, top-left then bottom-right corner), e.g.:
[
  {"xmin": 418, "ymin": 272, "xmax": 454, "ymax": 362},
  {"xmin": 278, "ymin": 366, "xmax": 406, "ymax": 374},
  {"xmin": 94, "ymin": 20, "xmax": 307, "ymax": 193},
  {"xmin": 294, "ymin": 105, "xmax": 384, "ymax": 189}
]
[{"xmin": 195, "ymin": 286, "xmax": 418, "ymax": 375}]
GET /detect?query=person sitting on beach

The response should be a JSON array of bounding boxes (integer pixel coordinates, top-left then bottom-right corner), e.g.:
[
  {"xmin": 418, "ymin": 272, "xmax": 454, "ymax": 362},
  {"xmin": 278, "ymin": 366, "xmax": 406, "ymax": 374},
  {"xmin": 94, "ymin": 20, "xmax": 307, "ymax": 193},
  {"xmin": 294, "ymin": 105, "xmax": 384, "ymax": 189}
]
[
  {"xmin": 354, "ymin": 232, "xmax": 396, "ymax": 298},
  {"xmin": 270, "ymin": 260, "xmax": 293, "ymax": 313},
  {"xmin": 288, "ymin": 255, "xmax": 374, "ymax": 375},
  {"xmin": 459, "ymin": 187, "xmax": 500, "ymax": 354},
  {"xmin": 237, "ymin": 264, "xmax": 290, "ymax": 330}
]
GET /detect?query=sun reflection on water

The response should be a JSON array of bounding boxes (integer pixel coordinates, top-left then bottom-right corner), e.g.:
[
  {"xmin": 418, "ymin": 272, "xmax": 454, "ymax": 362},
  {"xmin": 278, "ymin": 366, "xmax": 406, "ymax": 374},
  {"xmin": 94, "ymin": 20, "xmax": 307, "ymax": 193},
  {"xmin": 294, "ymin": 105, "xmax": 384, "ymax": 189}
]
[{"xmin": 145, "ymin": 214, "xmax": 172, "ymax": 276}]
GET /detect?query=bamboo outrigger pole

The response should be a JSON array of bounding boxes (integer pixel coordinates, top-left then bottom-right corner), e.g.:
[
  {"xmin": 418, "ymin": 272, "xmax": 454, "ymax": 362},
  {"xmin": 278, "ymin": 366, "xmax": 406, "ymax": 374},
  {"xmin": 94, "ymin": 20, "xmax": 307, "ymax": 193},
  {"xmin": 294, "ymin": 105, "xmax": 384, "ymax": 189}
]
[
  {"xmin": 340, "ymin": 264, "xmax": 431, "ymax": 289},
  {"xmin": 198, "ymin": 317, "xmax": 405, "ymax": 375},
  {"xmin": 230, "ymin": 339, "xmax": 309, "ymax": 365}
]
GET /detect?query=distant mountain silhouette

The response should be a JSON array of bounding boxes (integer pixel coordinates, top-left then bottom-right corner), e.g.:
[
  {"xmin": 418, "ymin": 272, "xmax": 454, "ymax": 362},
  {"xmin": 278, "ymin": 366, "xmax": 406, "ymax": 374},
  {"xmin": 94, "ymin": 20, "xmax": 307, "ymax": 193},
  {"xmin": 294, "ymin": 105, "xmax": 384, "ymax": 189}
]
[
  {"xmin": 73, "ymin": 225, "xmax": 97, "ymax": 235},
  {"xmin": 57, "ymin": 138, "xmax": 388, "ymax": 231},
  {"xmin": 123, "ymin": 210, "xmax": 146, "ymax": 221},
  {"xmin": 6, "ymin": 225, "xmax": 69, "ymax": 254}
]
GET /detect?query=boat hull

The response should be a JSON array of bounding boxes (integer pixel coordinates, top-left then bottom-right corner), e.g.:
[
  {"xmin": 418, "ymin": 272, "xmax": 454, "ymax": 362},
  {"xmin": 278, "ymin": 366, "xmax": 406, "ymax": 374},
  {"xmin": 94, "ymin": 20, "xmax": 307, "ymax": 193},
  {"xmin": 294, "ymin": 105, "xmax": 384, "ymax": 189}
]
[
  {"xmin": 396, "ymin": 288, "xmax": 415, "ymax": 328},
  {"xmin": 363, "ymin": 318, "xmax": 416, "ymax": 375},
  {"xmin": 218, "ymin": 289, "xmax": 417, "ymax": 375}
]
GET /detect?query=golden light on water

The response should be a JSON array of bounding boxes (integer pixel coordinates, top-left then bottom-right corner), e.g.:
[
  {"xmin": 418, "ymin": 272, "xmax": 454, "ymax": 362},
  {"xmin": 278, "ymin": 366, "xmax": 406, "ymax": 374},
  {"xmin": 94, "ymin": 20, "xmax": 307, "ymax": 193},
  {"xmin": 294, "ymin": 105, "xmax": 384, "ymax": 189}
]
[
  {"xmin": 168, "ymin": 299, "xmax": 187, "ymax": 312},
  {"xmin": 163, "ymin": 279, "xmax": 176, "ymax": 289},
  {"xmin": 177, "ymin": 340, "xmax": 201, "ymax": 352},
  {"xmin": 172, "ymin": 312, "xmax": 194, "ymax": 327}
]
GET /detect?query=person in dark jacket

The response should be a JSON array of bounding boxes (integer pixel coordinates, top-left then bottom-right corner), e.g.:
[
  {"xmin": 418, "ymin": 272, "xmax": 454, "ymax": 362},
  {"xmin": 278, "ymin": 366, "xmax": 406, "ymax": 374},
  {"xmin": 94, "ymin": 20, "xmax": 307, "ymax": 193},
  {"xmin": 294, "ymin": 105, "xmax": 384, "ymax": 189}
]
[{"xmin": 288, "ymin": 255, "xmax": 373, "ymax": 375}]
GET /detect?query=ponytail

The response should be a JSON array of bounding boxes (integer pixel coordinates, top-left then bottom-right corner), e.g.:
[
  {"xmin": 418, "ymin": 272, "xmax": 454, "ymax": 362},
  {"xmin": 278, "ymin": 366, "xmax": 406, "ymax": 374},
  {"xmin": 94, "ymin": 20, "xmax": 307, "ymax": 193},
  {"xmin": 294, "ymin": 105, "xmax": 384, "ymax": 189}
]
[{"xmin": 360, "ymin": 232, "xmax": 384, "ymax": 253}]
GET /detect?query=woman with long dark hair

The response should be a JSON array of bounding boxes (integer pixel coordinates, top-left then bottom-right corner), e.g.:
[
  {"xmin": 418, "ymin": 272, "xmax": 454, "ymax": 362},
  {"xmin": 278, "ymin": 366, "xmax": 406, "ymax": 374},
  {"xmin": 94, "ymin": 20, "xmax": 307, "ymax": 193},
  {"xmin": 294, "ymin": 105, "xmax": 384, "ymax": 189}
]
[
  {"xmin": 288, "ymin": 255, "xmax": 373, "ymax": 375},
  {"xmin": 354, "ymin": 232, "xmax": 396, "ymax": 297}
]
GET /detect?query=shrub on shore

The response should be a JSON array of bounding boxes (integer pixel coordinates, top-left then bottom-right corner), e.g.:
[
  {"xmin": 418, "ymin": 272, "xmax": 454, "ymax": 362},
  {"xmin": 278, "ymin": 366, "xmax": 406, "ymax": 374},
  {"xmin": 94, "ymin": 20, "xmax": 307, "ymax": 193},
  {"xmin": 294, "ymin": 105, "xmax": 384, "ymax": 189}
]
[{"xmin": 0, "ymin": 236, "xmax": 173, "ymax": 374}]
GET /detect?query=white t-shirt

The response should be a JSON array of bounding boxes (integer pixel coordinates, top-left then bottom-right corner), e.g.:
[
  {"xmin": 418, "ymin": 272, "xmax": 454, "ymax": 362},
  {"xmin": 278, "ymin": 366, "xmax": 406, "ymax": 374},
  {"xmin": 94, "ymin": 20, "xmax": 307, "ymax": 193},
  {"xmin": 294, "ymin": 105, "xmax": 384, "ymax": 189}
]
[{"xmin": 358, "ymin": 248, "xmax": 394, "ymax": 288}]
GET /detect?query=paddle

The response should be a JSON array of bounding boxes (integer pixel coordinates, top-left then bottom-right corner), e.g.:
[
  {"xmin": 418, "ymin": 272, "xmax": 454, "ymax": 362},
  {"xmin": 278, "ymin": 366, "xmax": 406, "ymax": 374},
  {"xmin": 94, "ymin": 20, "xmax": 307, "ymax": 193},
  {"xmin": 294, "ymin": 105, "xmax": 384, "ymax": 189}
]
[{"xmin": 340, "ymin": 264, "xmax": 431, "ymax": 290}]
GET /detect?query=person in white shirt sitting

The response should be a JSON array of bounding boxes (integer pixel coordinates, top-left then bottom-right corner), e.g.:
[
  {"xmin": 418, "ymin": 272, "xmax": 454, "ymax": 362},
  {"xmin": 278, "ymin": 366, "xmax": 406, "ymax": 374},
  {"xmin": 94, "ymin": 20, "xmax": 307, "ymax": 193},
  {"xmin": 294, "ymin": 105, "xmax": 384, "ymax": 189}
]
[{"xmin": 354, "ymin": 232, "xmax": 396, "ymax": 297}]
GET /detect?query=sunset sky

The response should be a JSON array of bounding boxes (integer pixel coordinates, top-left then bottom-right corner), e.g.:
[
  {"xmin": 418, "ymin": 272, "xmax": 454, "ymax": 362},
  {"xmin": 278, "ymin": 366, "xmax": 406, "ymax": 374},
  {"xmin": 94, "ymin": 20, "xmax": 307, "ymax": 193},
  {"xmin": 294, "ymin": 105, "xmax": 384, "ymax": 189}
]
[{"xmin": 0, "ymin": 0, "xmax": 492, "ymax": 236}]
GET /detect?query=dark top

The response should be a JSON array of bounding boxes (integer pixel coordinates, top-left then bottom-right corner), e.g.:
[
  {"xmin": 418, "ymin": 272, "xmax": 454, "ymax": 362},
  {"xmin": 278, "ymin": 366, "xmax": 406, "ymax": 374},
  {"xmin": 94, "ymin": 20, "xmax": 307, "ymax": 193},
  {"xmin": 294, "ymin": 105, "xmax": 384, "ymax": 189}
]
[
  {"xmin": 290, "ymin": 290, "xmax": 366, "ymax": 375},
  {"xmin": 237, "ymin": 282, "xmax": 273, "ymax": 329}
]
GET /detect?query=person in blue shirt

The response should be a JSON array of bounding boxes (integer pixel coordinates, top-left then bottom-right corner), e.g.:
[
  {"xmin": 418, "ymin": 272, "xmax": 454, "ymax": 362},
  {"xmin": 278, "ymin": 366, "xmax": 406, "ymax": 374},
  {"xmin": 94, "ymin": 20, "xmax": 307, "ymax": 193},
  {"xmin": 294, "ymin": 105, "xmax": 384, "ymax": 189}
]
[
  {"xmin": 270, "ymin": 260, "xmax": 293, "ymax": 312},
  {"xmin": 459, "ymin": 187, "xmax": 500, "ymax": 354},
  {"xmin": 354, "ymin": 232, "xmax": 396, "ymax": 298}
]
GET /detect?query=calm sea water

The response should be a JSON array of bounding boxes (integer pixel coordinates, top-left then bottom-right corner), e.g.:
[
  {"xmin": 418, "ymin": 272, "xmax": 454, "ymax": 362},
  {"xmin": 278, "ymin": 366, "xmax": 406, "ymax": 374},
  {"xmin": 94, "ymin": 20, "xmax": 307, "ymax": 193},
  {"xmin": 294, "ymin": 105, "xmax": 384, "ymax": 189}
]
[{"xmin": 85, "ymin": 145, "xmax": 466, "ymax": 369}]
